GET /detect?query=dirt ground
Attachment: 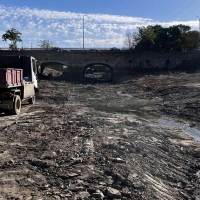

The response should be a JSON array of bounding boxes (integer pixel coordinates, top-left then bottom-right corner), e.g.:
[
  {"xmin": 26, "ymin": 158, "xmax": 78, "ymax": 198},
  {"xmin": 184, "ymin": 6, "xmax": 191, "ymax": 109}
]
[{"xmin": 0, "ymin": 69, "xmax": 200, "ymax": 200}]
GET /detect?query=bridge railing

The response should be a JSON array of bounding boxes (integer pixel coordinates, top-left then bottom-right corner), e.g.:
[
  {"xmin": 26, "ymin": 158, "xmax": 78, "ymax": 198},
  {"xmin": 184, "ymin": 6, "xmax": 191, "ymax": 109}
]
[{"xmin": 0, "ymin": 47, "xmax": 113, "ymax": 51}]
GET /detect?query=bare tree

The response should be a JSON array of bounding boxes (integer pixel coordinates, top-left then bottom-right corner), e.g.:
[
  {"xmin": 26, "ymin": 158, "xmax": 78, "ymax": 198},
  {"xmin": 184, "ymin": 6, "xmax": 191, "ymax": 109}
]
[
  {"xmin": 124, "ymin": 31, "xmax": 133, "ymax": 49},
  {"xmin": 38, "ymin": 40, "xmax": 54, "ymax": 49}
]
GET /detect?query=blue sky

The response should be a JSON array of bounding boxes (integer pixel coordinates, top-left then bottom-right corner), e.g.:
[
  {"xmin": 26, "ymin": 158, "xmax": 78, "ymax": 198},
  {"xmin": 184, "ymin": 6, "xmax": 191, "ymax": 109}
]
[{"xmin": 0, "ymin": 0, "xmax": 199, "ymax": 49}]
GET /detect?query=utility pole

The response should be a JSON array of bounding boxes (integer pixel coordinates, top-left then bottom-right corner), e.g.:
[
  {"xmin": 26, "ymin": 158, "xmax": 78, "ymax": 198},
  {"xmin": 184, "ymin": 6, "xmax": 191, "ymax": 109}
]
[
  {"xmin": 83, "ymin": 15, "xmax": 85, "ymax": 52},
  {"xmin": 197, "ymin": 16, "xmax": 200, "ymax": 50}
]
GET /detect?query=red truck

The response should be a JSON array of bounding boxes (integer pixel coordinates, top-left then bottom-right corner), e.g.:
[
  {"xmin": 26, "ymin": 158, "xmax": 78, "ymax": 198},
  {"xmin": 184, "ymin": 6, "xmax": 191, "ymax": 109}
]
[{"xmin": 0, "ymin": 55, "xmax": 39, "ymax": 115}]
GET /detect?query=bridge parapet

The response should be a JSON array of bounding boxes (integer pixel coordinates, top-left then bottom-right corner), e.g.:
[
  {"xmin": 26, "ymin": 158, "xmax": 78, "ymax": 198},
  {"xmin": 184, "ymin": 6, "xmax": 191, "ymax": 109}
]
[{"xmin": 0, "ymin": 50, "xmax": 199, "ymax": 75}]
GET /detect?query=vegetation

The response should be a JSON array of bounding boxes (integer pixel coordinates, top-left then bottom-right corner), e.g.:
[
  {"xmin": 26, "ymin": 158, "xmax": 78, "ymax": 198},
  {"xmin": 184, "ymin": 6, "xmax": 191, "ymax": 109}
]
[
  {"xmin": 38, "ymin": 40, "xmax": 54, "ymax": 49},
  {"xmin": 2, "ymin": 28, "xmax": 22, "ymax": 50},
  {"xmin": 124, "ymin": 24, "xmax": 199, "ymax": 52},
  {"xmin": 1, "ymin": 29, "xmax": 54, "ymax": 50}
]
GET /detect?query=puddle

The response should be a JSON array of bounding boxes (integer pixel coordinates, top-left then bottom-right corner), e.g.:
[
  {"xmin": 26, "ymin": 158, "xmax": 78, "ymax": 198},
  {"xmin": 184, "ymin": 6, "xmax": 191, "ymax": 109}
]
[
  {"xmin": 91, "ymin": 98, "xmax": 159, "ymax": 120},
  {"xmin": 158, "ymin": 118, "xmax": 200, "ymax": 142}
]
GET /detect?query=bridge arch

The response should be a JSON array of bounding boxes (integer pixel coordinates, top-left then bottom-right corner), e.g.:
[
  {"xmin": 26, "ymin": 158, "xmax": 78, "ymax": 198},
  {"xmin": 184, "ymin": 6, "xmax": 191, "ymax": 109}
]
[
  {"xmin": 40, "ymin": 60, "xmax": 68, "ymax": 74},
  {"xmin": 83, "ymin": 63, "xmax": 114, "ymax": 82}
]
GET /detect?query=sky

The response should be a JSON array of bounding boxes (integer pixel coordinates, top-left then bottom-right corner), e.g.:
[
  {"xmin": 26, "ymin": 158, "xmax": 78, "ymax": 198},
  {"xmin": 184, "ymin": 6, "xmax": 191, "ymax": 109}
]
[{"xmin": 0, "ymin": 0, "xmax": 200, "ymax": 49}]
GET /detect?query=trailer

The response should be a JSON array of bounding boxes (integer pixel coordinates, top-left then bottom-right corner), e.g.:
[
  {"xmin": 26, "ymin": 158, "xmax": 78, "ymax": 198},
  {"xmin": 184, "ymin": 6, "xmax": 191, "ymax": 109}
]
[{"xmin": 0, "ymin": 55, "xmax": 39, "ymax": 115}]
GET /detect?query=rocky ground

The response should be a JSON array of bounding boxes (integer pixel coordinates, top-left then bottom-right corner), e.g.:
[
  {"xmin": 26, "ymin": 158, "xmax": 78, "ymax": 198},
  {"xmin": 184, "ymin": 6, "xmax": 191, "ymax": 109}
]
[{"xmin": 0, "ymin": 70, "xmax": 200, "ymax": 200}]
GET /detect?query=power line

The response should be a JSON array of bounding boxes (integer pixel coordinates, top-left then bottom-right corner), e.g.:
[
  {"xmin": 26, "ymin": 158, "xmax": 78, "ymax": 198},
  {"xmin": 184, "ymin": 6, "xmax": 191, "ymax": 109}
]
[
  {"xmin": 181, "ymin": 3, "xmax": 200, "ymax": 19},
  {"xmin": 168, "ymin": 0, "xmax": 196, "ymax": 21}
]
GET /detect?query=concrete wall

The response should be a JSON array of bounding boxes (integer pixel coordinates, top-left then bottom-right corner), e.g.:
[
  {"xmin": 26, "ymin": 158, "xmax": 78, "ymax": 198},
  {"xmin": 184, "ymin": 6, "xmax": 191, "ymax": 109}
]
[{"xmin": 0, "ymin": 50, "xmax": 200, "ymax": 75}]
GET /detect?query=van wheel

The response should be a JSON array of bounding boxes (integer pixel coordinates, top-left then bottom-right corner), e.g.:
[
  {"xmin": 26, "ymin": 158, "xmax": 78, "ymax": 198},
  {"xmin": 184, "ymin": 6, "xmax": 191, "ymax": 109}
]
[
  {"xmin": 12, "ymin": 95, "xmax": 21, "ymax": 115},
  {"xmin": 29, "ymin": 96, "xmax": 35, "ymax": 104}
]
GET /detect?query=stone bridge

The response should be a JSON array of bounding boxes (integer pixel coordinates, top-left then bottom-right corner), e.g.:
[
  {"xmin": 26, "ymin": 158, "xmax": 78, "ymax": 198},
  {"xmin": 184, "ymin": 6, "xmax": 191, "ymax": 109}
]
[{"xmin": 0, "ymin": 50, "xmax": 199, "ymax": 77}]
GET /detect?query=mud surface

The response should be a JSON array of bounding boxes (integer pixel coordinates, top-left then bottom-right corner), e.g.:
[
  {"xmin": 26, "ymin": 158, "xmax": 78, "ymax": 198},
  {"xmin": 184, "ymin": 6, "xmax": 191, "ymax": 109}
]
[{"xmin": 0, "ymin": 71, "xmax": 200, "ymax": 199}]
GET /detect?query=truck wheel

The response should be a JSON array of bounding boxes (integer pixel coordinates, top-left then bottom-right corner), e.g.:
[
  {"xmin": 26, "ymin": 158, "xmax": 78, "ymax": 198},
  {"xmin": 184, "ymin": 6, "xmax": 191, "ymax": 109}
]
[
  {"xmin": 12, "ymin": 95, "xmax": 21, "ymax": 115},
  {"xmin": 4, "ymin": 110, "xmax": 11, "ymax": 115},
  {"xmin": 28, "ymin": 96, "xmax": 36, "ymax": 104}
]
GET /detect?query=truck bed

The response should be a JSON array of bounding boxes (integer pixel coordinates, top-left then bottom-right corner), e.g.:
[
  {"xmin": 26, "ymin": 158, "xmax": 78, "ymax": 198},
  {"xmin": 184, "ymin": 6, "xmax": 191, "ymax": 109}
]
[{"xmin": 0, "ymin": 68, "xmax": 23, "ymax": 88}]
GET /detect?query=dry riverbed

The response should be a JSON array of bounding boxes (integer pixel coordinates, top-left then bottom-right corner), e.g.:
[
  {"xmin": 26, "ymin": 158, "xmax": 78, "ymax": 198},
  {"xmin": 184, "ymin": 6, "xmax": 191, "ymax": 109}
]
[{"xmin": 0, "ymin": 71, "xmax": 200, "ymax": 199}]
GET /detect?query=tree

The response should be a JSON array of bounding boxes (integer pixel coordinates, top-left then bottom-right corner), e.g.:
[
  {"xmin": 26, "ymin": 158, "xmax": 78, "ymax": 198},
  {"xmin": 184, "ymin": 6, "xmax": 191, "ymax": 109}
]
[
  {"xmin": 124, "ymin": 31, "xmax": 134, "ymax": 49},
  {"xmin": 167, "ymin": 25, "xmax": 190, "ymax": 42},
  {"xmin": 132, "ymin": 24, "xmax": 195, "ymax": 52},
  {"xmin": 185, "ymin": 31, "xmax": 199, "ymax": 49},
  {"xmin": 38, "ymin": 40, "xmax": 54, "ymax": 49},
  {"xmin": 2, "ymin": 28, "xmax": 22, "ymax": 50},
  {"xmin": 167, "ymin": 25, "xmax": 191, "ymax": 51},
  {"xmin": 133, "ymin": 26, "xmax": 156, "ymax": 51},
  {"xmin": 150, "ymin": 25, "xmax": 169, "ymax": 51}
]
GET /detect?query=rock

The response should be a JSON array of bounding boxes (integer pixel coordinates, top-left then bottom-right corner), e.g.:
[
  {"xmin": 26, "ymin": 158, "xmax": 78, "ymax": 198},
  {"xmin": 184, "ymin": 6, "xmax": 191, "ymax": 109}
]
[
  {"xmin": 45, "ymin": 184, "xmax": 50, "ymax": 188},
  {"xmin": 112, "ymin": 158, "xmax": 126, "ymax": 163},
  {"xmin": 154, "ymin": 97, "xmax": 163, "ymax": 102},
  {"xmin": 121, "ymin": 187, "xmax": 131, "ymax": 198},
  {"xmin": 91, "ymin": 190, "xmax": 104, "ymax": 198},
  {"xmin": 8, "ymin": 159, "xmax": 15, "ymax": 164},
  {"xmin": 196, "ymin": 170, "xmax": 200, "ymax": 178},
  {"xmin": 76, "ymin": 191, "xmax": 90, "ymax": 199},
  {"xmin": 41, "ymin": 152, "xmax": 56, "ymax": 159},
  {"xmin": 71, "ymin": 157, "xmax": 83, "ymax": 165},
  {"xmin": 67, "ymin": 172, "xmax": 79, "ymax": 178},
  {"xmin": 135, "ymin": 147, "xmax": 141, "ymax": 153},
  {"xmin": 142, "ymin": 152, "xmax": 148, "ymax": 157},
  {"xmin": 112, "ymin": 184, "xmax": 121, "ymax": 190},
  {"xmin": 105, "ymin": 176, "xmax": 114, "ymax": 185},
  {"xmin": 59, "ymin": 173, "xmax": 79, "ymax": 180},
  {"xmin": 56, "ymin": 149, "xmax": 63, "ymax": 155},
  {"xmin": 107, "ymin": 187, "xmax": 121, "ymax": 198},
  {"xmin": 74, "ymin": 186, "xmax": 85, "ymax": 192},
  {"xmin": 53, "ymin": 195, "xmax": 61, "ymax": 200},
  {"xmin": 25, "ymin": 197, "xmax": 33, "ymax": 200},
  {"xmin": 27, "ymin": 178, "xmax": 35, "ymax": 184},
  {"xmin": 30, "ymin": 158, "xmax": 49, "ymax": 168},
  {"xmin": 185, "ymin": 186, "xmax": 194, "ymax": 195},
  {"xmin": 98, "ymin": 181, "xmax": 107, "ymax": 186},
  {"xmin": 129, "ymin": 147, "xmax": 137, "ymax": 153},
  {"xmin": 177, "ymin": 182, "xmax": 182, "ymax": 188},
  {"xmin": 133, "ymin": 181, "xmax": 145, "ymax": 190}
]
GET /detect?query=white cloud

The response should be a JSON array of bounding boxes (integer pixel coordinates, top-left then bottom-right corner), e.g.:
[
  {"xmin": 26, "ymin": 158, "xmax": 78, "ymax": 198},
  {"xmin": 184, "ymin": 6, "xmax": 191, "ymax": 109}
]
[{"xmin": 0, "ymin": 5, "xmax": 198, "ymax": 48}]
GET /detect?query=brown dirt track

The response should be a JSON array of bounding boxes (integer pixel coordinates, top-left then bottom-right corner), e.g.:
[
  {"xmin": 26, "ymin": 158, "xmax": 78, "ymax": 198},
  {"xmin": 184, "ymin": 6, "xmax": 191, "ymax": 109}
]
[{"xmin": 0, "ymin": 71, "xmax": 200, "ymax": 199}]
